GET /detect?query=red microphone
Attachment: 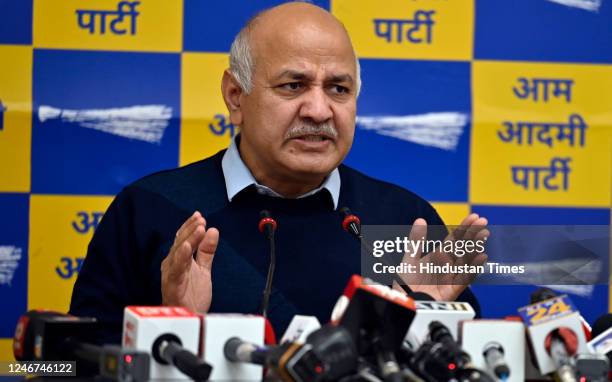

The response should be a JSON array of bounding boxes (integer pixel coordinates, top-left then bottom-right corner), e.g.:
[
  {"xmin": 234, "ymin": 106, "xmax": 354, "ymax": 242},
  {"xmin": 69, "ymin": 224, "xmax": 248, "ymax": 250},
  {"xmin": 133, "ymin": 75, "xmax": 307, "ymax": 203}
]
[
  {"xmin": 340, "ymin": 207, "xmax": 361, "ymax": 238},
  {"xmin": 258, "ymin": 210, "xmax": 277, "ymax": 318},
  {"xmin": 339, "ymin": 207, "xmax": 414, "ymax": 295},
  {"xmin": 258, "ymin": 210, "xmax": 277, "ymax": 238}
]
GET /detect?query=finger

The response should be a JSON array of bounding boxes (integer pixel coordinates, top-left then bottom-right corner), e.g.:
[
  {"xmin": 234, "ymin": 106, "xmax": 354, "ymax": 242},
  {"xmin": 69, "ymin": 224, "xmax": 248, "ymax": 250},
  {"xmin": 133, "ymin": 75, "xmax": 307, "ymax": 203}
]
[
  {"xmin": 167, "ymin": 241, "xmax": 193, "ymax": 282},
  {"xmin": 406, "ymin": 218, "xmax": 427, "ymax": 259},
  {"xmin": 472, "ymin": 253, "xmax": 488, "ymax": 267},
  {"xmin": 195, "ymin": 227, "xmax": 219, "ymax": 269},
  {"xmin": 184, "ymin": 224, "xmax": 207, "ymax": 257},
  {"xmin": 464, "ymin": 217, "xmax": 488, "ymax": 241},
  {"xmin": 451, "ymin": 213, "xmax": 479, "ymax": 240},
  {"xmin": 167, "ymin": 219, "xmax": 204, "ymax": 269},
  {"xmin": 174, "ymin": 212, "xmax": 204, "ymax": 246},
  {"xmin": 175, "ymin": 216, "xmax": 205, "ymax": 251},
  {"xmin": 174, "ymin": 211, "xmax": 201, "ymax": 241},
  {"xmin": 475, "ymin": 228, "xmax": 490, "ymax": 253}
]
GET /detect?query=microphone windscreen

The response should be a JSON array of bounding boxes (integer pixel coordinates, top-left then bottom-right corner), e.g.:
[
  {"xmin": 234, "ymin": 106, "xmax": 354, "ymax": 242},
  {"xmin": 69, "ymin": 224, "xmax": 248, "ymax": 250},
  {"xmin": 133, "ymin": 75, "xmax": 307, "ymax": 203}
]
[
  {"xmin": 592, "ymin": 313, "xmax": 612, "ymax": 339},
  {"xmin": 530, "ymin": 287, "xmax": 557, "ymax": 304},
  {"xmin": 408, "ymin": 292, "xmax": 435, "ymax": 301}
]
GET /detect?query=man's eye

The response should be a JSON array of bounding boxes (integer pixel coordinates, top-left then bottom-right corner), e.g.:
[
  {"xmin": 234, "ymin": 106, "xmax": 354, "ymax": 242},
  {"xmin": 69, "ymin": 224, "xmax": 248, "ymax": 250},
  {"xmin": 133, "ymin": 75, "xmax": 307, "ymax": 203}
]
[
  {"xmin": 281, "ymin": 82, "xmax": 302, "ymax": 91},
  {"xmin": 331, "ymin": 85, "xmax": 349, "ymax": 94}
]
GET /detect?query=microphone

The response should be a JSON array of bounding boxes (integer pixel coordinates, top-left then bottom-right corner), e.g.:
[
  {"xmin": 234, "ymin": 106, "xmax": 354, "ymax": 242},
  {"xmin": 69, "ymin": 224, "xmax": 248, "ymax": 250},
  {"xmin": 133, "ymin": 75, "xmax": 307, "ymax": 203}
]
[
  {"xmin": 281, "ymin": 315, "xmax": 321, "ymax": 344},
  {"xmin": 224, "ymin": 324, "xmax": 358, "ymax": 382},
  {"xmin": 588, "ymin": 314, "xmax": 612, "ymax": 366},
  {"xmin": 258, "ymin": 209, "xmax": 277, "ymax": 318},
  {"xmin": 592, "ymin": 313, "xmax": 612, "ymax": 339},
  {"xmin": 546, "ymin": 327, "xmax": 578, "ymax": 382},
  {"xmin": 200, "ymin": 314, "xmax": 265, "ymax": 381},
  {"xmin": 331, "ymin": 275, "xmax": 417, "ymax": 354},
  {"xmin": 152, "ymin": 334, "xmax": 211, "ymax": 381},
  {"xmin": 13, "ymin": 310, "xmax": 150, "ymax": 381},
  {"xmin": 331, "ymin": 275, "xmax": 417, "ymax": 382},
  {"xmin": 340, "ymin": 207, "xmax": 361, "ymax": 238},
  {"xmin": 518, "ymin": 292, "xmax": 588, "ymax": 381},
  {"xmin": 338, "ymin": 207, "xmax": 413, "ymax": 295},
  {"xmin": 13, "ymin": 310, "xmax": 96, "ymax": 363},
  {"xmin": 575, "ymin": 353, "xmax": 610, "ymax": 382},
  {"xmin": 122, "ymin": 306, "xmax": 212, "ymax": 381},
  {"xmin": 530, "ymin": 287, "xmax": 557, "ymax": 304},
  {"xmin": 410, "ymin": 320, "xmax": 494, "ymax": 382},
  {"xmin": 459, "ymin": 319, "xmax": 524, "ymax": 382},
  {"xmin": 405, "ymin": 300, "xmax": 476, "ymax": 351},
  {"xmin": 482, "ymin": 342, "xmax": 510, "ymax": 380},
  {"xmin": 258, "ymin": 209, "xmax": 277, "ymax": 239}
]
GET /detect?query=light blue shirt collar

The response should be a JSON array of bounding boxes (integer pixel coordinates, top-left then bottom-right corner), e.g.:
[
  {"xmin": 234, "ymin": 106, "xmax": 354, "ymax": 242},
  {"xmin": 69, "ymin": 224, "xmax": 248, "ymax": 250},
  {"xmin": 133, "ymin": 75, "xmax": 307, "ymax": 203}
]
[{"xmin": 221, "ymin": 135, "xmax": 340, "ymax": 209}]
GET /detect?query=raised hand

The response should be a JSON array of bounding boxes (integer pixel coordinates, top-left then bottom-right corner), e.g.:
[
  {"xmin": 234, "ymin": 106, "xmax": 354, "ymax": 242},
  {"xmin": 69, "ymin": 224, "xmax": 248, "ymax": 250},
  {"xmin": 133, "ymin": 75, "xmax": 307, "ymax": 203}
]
[
  {"xmin": 395, "ymin": 213, "xmax": 489, "ymax": 301},
  {"xmin": 161, "ymin": 211, "xmax": 220, "ymax": 313}
]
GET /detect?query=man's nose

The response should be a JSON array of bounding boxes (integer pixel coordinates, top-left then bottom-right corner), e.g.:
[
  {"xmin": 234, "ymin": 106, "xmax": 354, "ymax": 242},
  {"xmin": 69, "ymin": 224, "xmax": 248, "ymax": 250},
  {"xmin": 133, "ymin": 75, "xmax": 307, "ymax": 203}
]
[{"xmin": 299, "ymin": 87, "xmax": 333, "ymax": 123}]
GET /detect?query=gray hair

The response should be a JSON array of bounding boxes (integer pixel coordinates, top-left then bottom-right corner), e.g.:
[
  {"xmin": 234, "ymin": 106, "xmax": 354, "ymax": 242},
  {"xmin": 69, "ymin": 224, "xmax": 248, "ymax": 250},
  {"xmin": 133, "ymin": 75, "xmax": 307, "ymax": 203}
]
[{"xmin": 229, "ymin": 19, "xmax": 362, "ymax": 97}]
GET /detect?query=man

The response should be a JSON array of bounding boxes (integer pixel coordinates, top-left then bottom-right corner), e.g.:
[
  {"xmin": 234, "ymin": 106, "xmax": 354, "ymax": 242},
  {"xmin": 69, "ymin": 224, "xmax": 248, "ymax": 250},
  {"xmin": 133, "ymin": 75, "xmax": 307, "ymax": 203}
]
[{"xmin": 70, "ymin": 2, "xmax": 487, "ymax": 343}]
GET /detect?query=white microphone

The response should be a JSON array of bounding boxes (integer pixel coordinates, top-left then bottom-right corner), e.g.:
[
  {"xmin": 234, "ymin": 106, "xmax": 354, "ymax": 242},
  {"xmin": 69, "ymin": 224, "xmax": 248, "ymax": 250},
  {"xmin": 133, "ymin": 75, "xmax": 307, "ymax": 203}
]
[
  {"xmin": 280, "ymin": 315, "xmax": 321, "ymax": 344},
  {"xmin": 201, "ymin": 313, "xmax": 266, "ymax": 381},
  {"xmin": 518, "ymin": 294, "xmax": 588, "ymax": 380},
  {"xmin": 404, "ymin": 300, "xmax": 475, "ymax": 350},
  {"xmin": 122, "ymin": 306, "xmax": 210, "ymax": 381},
  {"xmin": 589, "ymin": 313, "xmax": 612, "ymax": 365},
  {"xmin": 589, "ymin": 325, "xmax": 612, "ymax": 360},
  {"xmin": 459, "ymin": 319, "xmax": 525, "ymax": 382}
]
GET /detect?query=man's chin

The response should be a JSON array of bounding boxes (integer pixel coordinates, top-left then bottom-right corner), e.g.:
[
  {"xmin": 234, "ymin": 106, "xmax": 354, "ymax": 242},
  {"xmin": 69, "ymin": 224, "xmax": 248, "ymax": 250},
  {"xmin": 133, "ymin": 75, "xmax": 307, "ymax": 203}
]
[{"xmin": 283, "ymin": 161, "xmax": 338, "ymax": 180}]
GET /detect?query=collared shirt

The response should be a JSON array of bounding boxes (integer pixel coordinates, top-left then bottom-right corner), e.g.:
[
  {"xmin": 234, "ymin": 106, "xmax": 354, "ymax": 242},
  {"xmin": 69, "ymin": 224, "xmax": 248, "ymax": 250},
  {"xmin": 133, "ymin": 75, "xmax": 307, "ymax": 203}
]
[{"xmin": 221, "ymin": 135, "xmax": 340, "ymax": 209}]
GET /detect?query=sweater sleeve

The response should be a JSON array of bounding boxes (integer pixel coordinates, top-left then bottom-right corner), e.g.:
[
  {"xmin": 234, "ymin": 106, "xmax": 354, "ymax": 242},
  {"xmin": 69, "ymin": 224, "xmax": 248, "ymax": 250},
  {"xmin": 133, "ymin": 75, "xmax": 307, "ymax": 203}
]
[{"xmin": 69, "ymin": 186, "xmax": 145, "ymax": 344}]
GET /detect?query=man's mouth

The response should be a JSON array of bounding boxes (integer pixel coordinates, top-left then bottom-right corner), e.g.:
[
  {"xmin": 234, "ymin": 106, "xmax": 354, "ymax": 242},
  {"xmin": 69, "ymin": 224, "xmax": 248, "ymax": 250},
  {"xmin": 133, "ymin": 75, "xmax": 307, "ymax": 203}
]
[{"xmin": 293, "ymin": 134, "xmax": 332, "ymax": 142}]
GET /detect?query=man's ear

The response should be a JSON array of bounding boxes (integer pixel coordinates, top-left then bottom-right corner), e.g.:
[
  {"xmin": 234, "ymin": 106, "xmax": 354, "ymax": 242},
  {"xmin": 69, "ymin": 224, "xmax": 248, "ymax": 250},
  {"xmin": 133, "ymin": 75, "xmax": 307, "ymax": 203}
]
[{"xmin": 221, "ymin": 69, "xmax": 244, "ymax": 126}]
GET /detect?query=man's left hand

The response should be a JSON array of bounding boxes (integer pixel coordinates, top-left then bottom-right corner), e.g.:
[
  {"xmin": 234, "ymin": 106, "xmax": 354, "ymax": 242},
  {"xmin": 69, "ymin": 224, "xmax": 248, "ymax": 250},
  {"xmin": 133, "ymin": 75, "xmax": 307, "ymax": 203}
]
[{"xmin": 394, "ymin": 213, "xmax": 489, "ymax": 301}]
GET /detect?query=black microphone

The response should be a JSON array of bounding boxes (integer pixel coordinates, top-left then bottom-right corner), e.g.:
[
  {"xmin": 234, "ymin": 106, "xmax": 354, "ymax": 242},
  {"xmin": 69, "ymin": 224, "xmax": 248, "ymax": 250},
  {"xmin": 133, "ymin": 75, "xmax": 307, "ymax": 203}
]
[
  {"xmin": 152, "ymin": 334, "xmax": 211, "ymax": 382},
  {"xmin": 589, "ymin": 313, "xmax": 612, "ymax": 368},
  {"xmin": 258, "ymin": 210, "xmax": 278, "ymax": 318},
  {"xmin": 410, "ymin": 321, "xmax": 494, "ymax": 382},
  {"xmin": 530, "ymin": 287, "xmax": 557, "ymax": 304},
  {"xmin": 224, "ymin": 324, "xmax": 358, "ymax": 382},
  {"xmin": 13, "ymin": 310, "xmax": 150, "ymax": 381},
  {"xmin": 592, "ymin": 313, "xmax": 612, "ymax": 339},
  {"xmin": 64, "ymin": 338, "xmax": 150, "ymax": 382}
]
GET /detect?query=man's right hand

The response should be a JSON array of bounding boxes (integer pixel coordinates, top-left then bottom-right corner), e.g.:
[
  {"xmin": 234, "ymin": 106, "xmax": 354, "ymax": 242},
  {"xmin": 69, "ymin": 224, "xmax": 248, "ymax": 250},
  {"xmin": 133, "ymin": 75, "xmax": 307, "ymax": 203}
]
[{"xmin": 161, "ymin": 211, "xmax": 219, "ymax": 313}]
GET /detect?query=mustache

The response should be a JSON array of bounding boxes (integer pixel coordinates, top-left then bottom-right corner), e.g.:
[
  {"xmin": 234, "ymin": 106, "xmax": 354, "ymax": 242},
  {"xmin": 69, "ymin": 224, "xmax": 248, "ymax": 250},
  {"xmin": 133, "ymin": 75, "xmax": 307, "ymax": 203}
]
[{"xmin": 285, "ymin": 121, "xmax": 338, "ymax": 139}]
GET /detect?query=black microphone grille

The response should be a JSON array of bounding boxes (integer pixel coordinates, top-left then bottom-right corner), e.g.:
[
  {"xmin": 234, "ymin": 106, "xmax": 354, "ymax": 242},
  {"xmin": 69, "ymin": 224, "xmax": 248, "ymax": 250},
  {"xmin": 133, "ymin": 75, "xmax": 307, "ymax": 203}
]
[
  {"xmin": 260, "ymin": 210, "xmax": 272, "ymax": 219},
  {"xmin": 530, "ymin": 287, "xmax": 557, "ymax": 304},
  {"xmin": 592, "ymin": 313, "xmax": 612, "ymax": 339}
]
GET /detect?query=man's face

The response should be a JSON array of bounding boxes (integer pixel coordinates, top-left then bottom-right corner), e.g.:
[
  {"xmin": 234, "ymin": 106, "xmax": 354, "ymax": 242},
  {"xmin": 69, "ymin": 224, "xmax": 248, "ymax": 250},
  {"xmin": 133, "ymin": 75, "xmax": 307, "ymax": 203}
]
[{"xmin": 237, "ymin": 19, "xmax": 358, "ymax": 185}]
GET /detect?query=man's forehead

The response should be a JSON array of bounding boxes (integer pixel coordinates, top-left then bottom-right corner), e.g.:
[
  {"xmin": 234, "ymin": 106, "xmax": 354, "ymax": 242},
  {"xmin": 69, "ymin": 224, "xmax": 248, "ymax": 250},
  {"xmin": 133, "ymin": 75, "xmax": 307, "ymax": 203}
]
[
  {"xmin": 254, "ymin": 26, "xmax": 356, "ymax": 78},
  {"xmin": 249, "ymin": 4, "xmax": 355, "ymax": 61}
]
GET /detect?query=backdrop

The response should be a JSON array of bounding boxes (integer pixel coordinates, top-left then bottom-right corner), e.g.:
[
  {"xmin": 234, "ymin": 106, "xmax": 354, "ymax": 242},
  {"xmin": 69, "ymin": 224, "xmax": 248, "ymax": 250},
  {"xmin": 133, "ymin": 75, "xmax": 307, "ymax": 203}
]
[{"xmin": 1, "ymin": 0, "xmax": 611, "ymax": 361}]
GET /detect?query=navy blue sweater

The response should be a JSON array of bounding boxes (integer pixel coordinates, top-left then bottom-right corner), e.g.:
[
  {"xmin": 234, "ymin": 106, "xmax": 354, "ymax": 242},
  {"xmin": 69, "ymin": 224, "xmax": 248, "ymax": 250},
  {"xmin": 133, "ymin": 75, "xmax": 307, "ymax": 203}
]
[{"xmin": 70, "ymin": 150, "xmax": 480, "ymax": 343}]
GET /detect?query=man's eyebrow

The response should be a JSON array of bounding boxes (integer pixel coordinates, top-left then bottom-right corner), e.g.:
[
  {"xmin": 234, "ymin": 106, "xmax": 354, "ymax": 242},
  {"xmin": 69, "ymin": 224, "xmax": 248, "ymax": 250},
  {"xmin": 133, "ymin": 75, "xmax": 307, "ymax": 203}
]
[
  {"xmin": 274, "ymin": 70, "xmax": 312, "ymax": 81},
  {"xmin": 327, "ymin": 74, "xmax": 354, "ymax": 84},
  {"xmin": 273, "ymin": 71, "xmax": 354, "ymax": 84}
]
